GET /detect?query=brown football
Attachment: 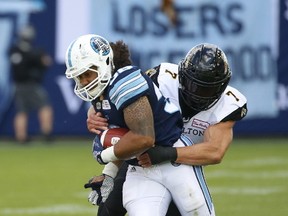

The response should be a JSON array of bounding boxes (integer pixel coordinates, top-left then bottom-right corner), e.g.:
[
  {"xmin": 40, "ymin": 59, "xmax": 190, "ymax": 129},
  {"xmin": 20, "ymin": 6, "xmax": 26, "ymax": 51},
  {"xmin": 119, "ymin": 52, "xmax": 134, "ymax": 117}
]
[{"xmin": 100, "ymin": 128, "xmax": 129, "ymax": 149}]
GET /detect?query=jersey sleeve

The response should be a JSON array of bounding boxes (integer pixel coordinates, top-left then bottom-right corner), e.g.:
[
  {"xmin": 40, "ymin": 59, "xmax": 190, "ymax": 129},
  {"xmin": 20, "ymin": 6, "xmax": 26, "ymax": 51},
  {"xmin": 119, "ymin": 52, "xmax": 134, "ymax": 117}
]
[
  {"xmin": 145, "ymin": 65, "xmax": 160, "ymax": 87},
  {"xmin": 109, "ymin": 66, "xmax": 149, "ymax": 110},
  {"xmin": 221, "ymin": 103, "xmax": 248, "ymax": 122},
  {"xmin": 220, "ymin": 86, "xmax": 248, "ymax": 122}
]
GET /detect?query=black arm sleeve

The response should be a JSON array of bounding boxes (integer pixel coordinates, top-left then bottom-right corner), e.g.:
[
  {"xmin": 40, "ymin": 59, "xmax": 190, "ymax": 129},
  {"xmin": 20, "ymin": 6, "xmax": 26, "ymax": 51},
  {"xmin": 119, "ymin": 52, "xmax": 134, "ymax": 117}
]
[{"xmin": 221, "ymin": 103, "xmax": 248, "ymax": 122}]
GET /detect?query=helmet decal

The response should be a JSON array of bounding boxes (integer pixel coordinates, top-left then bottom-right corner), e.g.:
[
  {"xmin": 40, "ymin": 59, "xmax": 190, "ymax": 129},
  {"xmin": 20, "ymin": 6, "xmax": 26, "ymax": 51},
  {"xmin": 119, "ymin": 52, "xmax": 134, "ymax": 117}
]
[{"xmin": 90, "ymin": 36, "xmax": 111, "ymax": 56}]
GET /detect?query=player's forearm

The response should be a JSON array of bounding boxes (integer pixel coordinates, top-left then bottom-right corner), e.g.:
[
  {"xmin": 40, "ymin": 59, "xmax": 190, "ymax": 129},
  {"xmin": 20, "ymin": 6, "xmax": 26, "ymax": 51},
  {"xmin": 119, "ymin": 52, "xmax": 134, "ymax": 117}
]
[
  {"xmin": 114, "ymin": 132, "xmax": 154, "ymax": 160},
  {"xmin": 99, "ymin": 130, "xmax": 155, "ymax": 164},
  {"xmin": 175, "ymin": 142, "xmax": 228, "ymax": 165},
  {"xmin": 176, "ymin": 122, "xmax": 234, "ymax": 165},
  {"xmin": 102, "ymin": 161, "xmax": 122, "ymax": 178}
]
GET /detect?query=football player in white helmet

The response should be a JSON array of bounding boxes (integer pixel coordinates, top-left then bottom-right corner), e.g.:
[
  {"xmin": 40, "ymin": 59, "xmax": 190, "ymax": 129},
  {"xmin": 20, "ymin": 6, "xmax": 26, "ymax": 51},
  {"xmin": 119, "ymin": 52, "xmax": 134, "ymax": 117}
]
[
  {"xmin": 65, "ymin": 34, "xmax": 114, "ymax": 101},
  {"xmin": 85, "ymin": 43, "xmax": 248, "ymax": 216},
  {"xmin": 65, "ymin": 35, "xmax": 216, "ymax": 216}
]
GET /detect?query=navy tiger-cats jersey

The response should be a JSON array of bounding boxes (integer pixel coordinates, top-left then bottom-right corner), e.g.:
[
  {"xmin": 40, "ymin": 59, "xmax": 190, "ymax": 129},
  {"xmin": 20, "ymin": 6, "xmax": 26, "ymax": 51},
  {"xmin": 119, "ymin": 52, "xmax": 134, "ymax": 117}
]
[{"xmin": 92, "ymin": 65, "xmax": 183, "ymax": 147}]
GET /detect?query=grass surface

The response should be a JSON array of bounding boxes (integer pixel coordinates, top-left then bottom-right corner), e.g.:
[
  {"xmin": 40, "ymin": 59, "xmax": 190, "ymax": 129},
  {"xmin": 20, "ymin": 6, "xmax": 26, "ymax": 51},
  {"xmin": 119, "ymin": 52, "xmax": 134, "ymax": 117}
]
[
  {"xmin": 0, "ymin": 137, "xmax": 287, "ymax": 215},
  {"xmin": 205, "ymin": 138, "xmax": 288, "ymax": 215}
]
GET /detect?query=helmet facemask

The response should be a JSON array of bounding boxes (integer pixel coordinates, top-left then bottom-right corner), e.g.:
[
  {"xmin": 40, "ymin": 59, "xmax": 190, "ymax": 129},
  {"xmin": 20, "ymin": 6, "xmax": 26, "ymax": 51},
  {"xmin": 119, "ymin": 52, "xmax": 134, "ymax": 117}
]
[{"xmin": 72, "ymin": 65, "xmax": 111, "ymax": 101}]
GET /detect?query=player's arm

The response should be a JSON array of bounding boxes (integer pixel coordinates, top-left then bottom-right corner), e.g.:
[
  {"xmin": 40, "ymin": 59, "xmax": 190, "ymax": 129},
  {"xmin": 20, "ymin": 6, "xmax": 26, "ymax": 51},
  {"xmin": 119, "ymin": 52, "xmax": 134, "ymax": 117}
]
[
  {"xmin": 87, "ymin": 105, "xmax": 108, "ymax": 134},
  {"xmin": 114, "ymin": 96, "xmax": 155, "ymax": 159},
  {"xmin": 138, "ymin": 120, "xmax": 234, "ymax": 166},
  {"xmin": 99, "ymin": 96, "xmax": 155, "ymax": 163},
  {"xmin": 175, "ymin": 121, "xmax": 235, "ymax": 165}
]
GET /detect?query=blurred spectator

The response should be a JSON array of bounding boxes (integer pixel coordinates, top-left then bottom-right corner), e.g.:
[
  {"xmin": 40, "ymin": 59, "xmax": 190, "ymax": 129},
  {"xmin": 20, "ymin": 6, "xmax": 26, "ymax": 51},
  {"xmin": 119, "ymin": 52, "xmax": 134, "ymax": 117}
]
[{"xmin": 9, "ymin": 24, "xmax": 53, "ymax": 143}]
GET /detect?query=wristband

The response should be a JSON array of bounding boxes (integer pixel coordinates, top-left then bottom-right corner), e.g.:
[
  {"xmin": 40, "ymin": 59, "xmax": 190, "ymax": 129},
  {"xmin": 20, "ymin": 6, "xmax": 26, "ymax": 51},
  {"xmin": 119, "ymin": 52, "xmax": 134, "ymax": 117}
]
[
  {"xmin": 102, "ymin": 162, "xmax": 119, "ymax": 178},
  {"xmin": 159, "ymin": 146, "xmax": 177, "ymax": 162},
  {"xmin": 148, "ymin": 146, "xmax": 177, "ymax": 164},
  {"xmin": 101, "ymin": 146, "xmax": 119, "ymax": 163}
]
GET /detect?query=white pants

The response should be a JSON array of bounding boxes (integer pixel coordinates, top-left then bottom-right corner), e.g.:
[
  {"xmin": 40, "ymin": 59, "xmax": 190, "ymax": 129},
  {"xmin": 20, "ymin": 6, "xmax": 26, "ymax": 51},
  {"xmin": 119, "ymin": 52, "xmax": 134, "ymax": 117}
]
[{"xmin": 123, "ymin": 137, "xmax": 215, "ymax": 216}]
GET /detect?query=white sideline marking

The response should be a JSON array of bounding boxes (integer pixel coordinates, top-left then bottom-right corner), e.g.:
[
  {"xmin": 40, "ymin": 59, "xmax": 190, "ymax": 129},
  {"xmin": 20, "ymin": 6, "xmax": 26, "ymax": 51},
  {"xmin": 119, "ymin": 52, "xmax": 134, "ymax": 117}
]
[
  {"xmin": 210, "ymin": 186, "xmax": 283, "ymax": 195},
  {"xmin": 207, "ymin": 170, "xmax": 288, "ymax": 179},
  {"xmin": 74, "ymin": 191, "xmax": 90, "ymax": 198},
  {"xmin": 0, "ymin": 204, "xmax": 96, "ymax": 215},
  {"xmin": 227, "ymin": 157, "xmax": 287, "ymax": 167}
]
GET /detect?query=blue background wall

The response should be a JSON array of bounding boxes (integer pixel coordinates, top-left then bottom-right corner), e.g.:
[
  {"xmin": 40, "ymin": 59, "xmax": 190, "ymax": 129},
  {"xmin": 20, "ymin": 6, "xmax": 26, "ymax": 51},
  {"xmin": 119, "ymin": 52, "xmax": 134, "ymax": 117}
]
[{"xmin": 0, "ymin": 0, "xmax": 288, "ymax": 138}]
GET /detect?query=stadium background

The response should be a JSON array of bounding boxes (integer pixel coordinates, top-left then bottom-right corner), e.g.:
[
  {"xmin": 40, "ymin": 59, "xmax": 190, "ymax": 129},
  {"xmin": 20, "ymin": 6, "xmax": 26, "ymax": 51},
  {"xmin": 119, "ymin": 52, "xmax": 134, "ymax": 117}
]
[
  {"xmin": 0, "ymin": 1, "xmax": 288, "ymax": 216},
  {"xmin": 0, "ymin": 0, "xmax": 288, "ymax": 137}
]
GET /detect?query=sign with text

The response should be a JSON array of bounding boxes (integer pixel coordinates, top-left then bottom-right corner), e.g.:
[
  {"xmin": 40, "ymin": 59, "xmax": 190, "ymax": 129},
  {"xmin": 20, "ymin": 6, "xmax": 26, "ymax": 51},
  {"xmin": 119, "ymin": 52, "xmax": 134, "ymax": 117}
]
[{"xmin": 56, "ymin": 0, "xmax": 279, "ymax": 119}]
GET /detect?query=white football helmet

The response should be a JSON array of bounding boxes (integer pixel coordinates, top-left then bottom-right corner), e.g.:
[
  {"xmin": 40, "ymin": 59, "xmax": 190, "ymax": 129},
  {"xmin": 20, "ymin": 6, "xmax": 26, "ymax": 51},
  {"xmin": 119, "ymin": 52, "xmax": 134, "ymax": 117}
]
[{"xmin": 65, "ymin": 34, "xmax": 114, "ymax": 101}]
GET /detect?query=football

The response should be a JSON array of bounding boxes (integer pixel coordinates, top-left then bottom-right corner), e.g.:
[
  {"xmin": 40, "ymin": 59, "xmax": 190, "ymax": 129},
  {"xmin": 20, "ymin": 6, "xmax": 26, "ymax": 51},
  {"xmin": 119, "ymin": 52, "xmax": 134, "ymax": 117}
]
[{"xmin": 100, "ymin": 128, "xmax": 129, "ymax": 149}]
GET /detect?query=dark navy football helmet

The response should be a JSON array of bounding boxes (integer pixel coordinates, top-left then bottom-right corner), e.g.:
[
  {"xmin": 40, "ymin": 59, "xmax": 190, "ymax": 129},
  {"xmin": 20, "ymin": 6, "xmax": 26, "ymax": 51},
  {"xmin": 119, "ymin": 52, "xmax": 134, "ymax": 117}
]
[{"xmin": 179, "ymin": 43, "xmax": 231, "ymax": 111}]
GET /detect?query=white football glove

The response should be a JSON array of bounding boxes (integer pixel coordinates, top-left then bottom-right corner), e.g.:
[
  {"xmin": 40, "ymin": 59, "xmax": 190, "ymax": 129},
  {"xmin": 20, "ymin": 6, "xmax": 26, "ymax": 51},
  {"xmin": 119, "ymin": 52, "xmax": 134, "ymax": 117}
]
[
  {"xmin": 100, "ymin": 175, "xmax": 114, "ymax": 202},
  {"xmin": 86, "ymin": 162, "xmax": 119, "ymax": 205},
  {"xmin": 86, "ymin": 175, "xmax": 114, "ymax": 205}
]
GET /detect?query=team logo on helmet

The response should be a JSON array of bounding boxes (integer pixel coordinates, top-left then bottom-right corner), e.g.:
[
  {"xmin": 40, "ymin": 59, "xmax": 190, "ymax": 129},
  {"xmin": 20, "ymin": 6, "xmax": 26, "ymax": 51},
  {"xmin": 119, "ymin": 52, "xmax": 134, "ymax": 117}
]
[{"xmin": 90, "ymin": 36, "xmax": 110, "ymax": 56}]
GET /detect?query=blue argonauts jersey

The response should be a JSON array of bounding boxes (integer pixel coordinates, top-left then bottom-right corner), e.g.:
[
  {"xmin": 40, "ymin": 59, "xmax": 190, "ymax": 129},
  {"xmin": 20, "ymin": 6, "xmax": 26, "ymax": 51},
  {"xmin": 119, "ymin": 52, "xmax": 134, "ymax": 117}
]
[
  {"xmin": 92, "ymin": 65, "xmax": 183, "ymax": 147},
  {"xmin": 151, "ymin": 62, "xmax": 248, "ymax": 144}
]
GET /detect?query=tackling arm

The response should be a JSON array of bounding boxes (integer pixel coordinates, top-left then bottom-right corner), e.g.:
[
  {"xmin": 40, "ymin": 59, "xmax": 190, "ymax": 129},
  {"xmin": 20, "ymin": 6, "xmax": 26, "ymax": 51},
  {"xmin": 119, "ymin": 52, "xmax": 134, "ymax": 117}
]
[
  {"xmin": 175, "ymin": 121, "xmax": 235, "ymax": 165},
  {"xmin": 87, "ymin": 105, "xmax": 108, "ymax": 134},
  {"xmin": 138, "ymin": 120, "xmax": 235, "ymax": 167}
]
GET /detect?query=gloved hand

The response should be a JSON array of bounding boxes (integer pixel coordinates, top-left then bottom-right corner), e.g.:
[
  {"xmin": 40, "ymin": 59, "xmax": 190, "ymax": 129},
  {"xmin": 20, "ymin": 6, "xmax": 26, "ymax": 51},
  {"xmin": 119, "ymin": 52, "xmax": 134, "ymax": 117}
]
[
  {"xmin": 92, "ymin": 135, "xmax": 108, "ymax": 165},
  {"xmin": 100, "ymin": 174, "xmax": 114, "ymax": 202},
  {"xmin": 84, "ymin": 174, "xmax": 114, "ymax": 205},
  {"xmin": 92, "ymin": 135, "xmax": 103, "ymax": 153},
  {"xmin": 84, "ymin": 175, "xmax": 104, "ymax": 205}
]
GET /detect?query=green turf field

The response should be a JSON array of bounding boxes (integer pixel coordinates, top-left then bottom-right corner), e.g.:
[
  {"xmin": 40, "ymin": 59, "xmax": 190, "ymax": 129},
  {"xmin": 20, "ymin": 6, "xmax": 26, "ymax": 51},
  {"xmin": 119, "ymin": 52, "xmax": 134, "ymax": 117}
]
[{"xmin": 0, "ymin": 137, "xmax": 287, "ymax": 216}]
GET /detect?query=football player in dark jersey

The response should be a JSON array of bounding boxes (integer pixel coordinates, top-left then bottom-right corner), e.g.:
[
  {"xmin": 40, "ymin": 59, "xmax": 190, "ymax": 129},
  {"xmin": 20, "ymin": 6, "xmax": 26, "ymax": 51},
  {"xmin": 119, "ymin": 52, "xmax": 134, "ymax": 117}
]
[
  {"xmin": 85, "ymin": 42, "xmax": 248, "ymax": 216},
  {"xmin": 65, "ymin": 35, "xmax": 215, "ymax": 215}
]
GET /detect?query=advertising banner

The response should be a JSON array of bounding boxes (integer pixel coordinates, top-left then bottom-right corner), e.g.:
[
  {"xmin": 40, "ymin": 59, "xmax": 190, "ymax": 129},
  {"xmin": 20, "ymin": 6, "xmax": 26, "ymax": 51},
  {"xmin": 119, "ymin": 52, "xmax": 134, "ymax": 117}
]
[
  {"xmin": 1, "ymin": 0, "xmax": 287, "ymax": 136},
  {"xmin": 57, "ymin": 0, "xmax": 279, "ymax": 119}
]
